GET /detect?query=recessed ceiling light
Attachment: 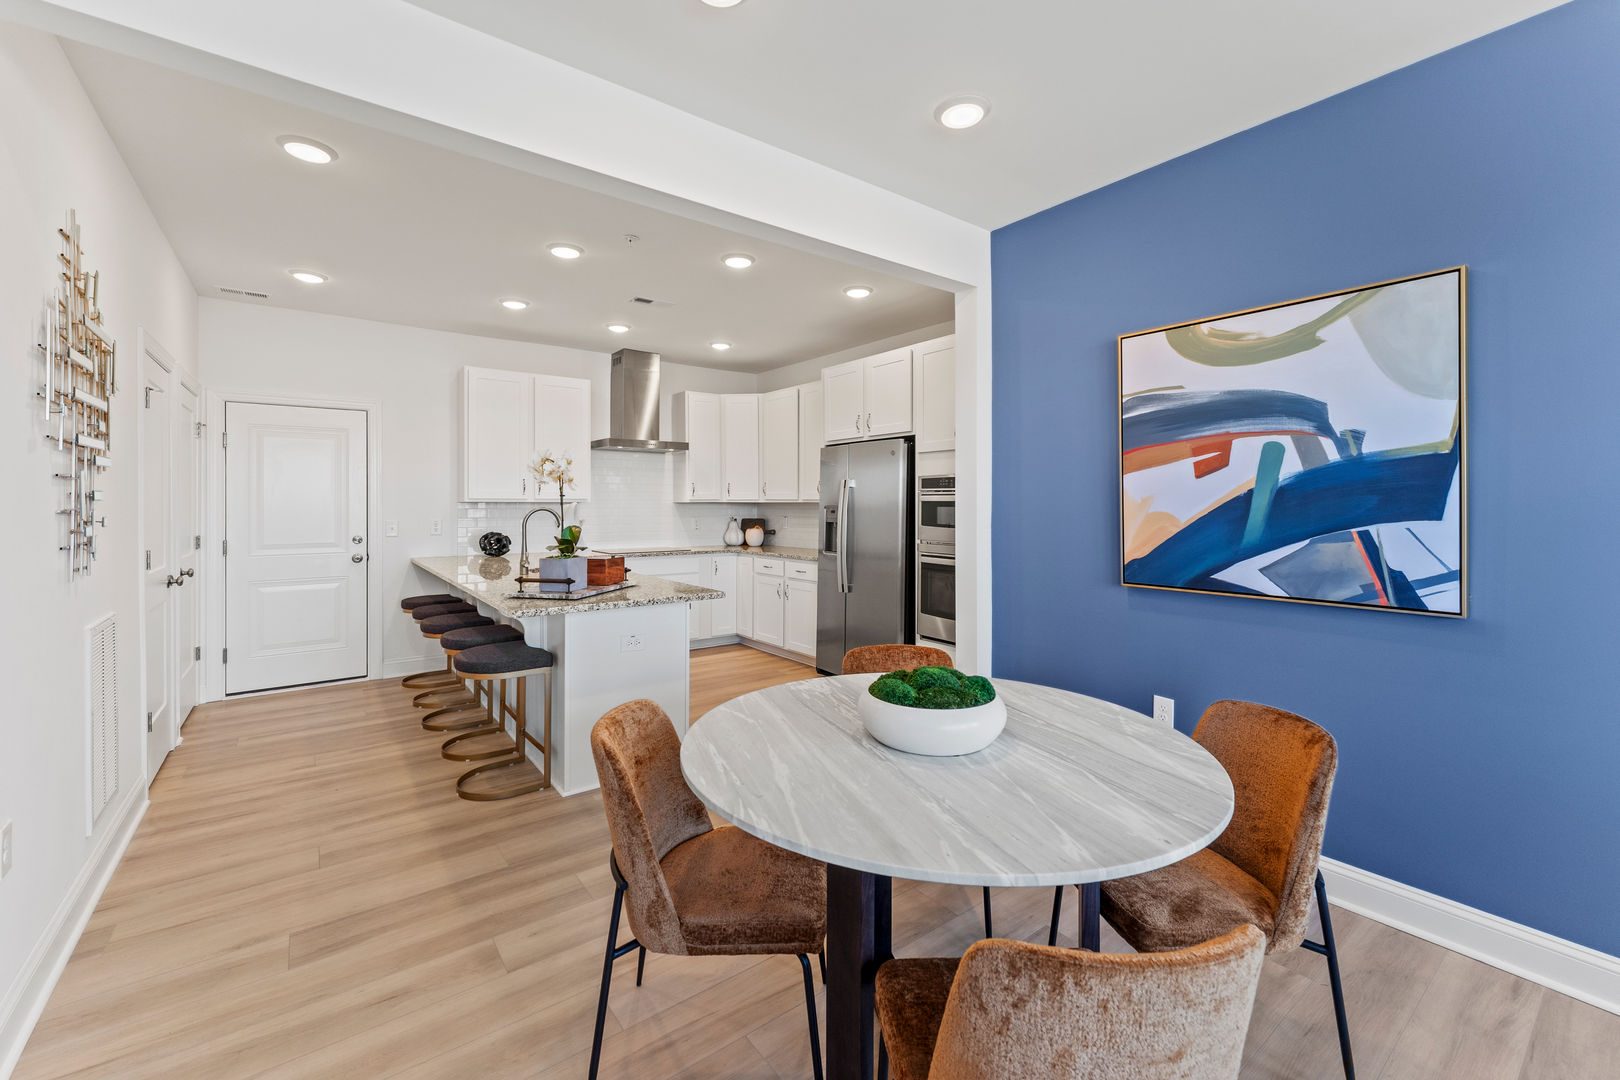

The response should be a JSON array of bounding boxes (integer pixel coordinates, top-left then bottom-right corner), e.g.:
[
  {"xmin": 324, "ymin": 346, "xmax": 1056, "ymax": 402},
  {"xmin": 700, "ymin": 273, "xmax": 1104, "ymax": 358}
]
[
  {"xmin": 500, "ymin": 298, "xmax": 529, "ymax": 310},
  {"xmin": 278, "ymin": 136, "xmax": 337, "ymax": 164},
  {"xmin": 844, "ymin": 285, "xmax": 874, "ymax": 299},
  {"xmin": 607, "ymin": 323, "xmax": 631, "ymax": 333},
  {"xmin": 549, "ymin": 243, "xmax": 584, "ymax": 260},
  {"xmin": 710, "ymin": 341, "xmax": 732, "ymax": 352},
  {"xmin": 701, "ymin": 0, "xmax": 746, "ymax": 7},
  {"xmin": 288, "ymin": 270, "xmax": 328, "ymax": 284},
  {"xmin": 934, "ymin": 96, "xmax": 990, "ymax": 130},
  {"xmin": 722, "ymin": 253, "xmax": 755, "ymax": 270}
]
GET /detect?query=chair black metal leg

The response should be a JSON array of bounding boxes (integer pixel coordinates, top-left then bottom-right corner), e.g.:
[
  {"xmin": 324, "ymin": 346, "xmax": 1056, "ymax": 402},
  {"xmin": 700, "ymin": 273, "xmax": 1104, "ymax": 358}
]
[
  {"xmin": 588, "ymin": 884, "xmax": 624, "ymax": 1080},
  {"xmin": 798, "ymin": 954, "xmax": 825, "ymax": 1080},
  {"xmin": 982, "ymin": 886, "xmax": 993, "ymax": 938},
  {"xmin": 1314, "ymin": 870, "xmax": 1356, "ymax": 1079},
  {"xmin": 877, "ymin": 1033, "xmax": 889, "ymax": 1080},
  {"xmin": 818, "ymin": 948, "xmax": 827, "ymax": 984},
  {"xmin": 636, "ymin": 945, "xmax": 647, "ymax": 986},
  {"xmin": 1047, "ymin": 885, "xmax": 1064, "ymax": 947}
]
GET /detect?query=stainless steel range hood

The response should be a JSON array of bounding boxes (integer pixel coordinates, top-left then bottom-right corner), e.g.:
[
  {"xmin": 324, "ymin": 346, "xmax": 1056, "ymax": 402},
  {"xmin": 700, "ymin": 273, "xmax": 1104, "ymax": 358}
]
[{"xmin": 590, "ymin": 348, "xmax": 688, "ymax": 452}]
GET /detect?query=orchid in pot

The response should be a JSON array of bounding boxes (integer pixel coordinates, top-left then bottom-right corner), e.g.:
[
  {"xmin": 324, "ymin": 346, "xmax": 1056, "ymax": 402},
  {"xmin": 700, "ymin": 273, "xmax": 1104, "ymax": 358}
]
[{"xmin": 528, "ymin": 450, "xmax": 587, "ymax": 591}]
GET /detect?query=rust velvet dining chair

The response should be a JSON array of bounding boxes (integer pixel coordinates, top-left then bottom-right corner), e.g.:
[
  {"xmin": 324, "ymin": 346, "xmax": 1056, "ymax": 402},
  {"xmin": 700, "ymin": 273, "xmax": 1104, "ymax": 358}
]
[
  {"xmin": 875, "ymin": 924, "xmax": 1266, "ymax": 1079},
  {"xmin": 1052, "ymin": 699, "xmax": 1355, "ymax": 1078},
  {"xmin": 588, "ymin": 699, "xmax": 828, "ymax": 1080}
]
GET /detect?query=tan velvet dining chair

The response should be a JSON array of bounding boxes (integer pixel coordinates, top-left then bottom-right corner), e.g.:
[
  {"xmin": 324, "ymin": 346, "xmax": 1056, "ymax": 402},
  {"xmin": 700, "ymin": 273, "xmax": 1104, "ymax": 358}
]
[
  {"xmin": 588, "ymin": 700, "xmax": 829, "ymax": 1080},
  {"xmin": 876, "ymin": 924, "xmax": 1266, "ymax": 1080},
  {"xmin": 1051, "ymin": 699, "xmax": 1355, "ymax": 1078}
]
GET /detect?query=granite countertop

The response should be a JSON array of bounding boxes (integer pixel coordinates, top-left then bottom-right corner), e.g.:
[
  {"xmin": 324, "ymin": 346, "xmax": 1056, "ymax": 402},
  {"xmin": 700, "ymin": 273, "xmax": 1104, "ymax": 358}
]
[
  {"xmin": 412, "ymin": 556, "xmax": 724, "ymax": 619},
  {"xmin": 592, "ymin": 544, "xmax": 820, "ymax": 563}
]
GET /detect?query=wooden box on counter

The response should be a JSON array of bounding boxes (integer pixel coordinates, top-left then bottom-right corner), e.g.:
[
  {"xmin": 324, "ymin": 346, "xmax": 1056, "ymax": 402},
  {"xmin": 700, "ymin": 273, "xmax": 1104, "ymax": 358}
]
[{"xmin": 586, "ymin": 556, "xmax": 626, "ymax": 586}]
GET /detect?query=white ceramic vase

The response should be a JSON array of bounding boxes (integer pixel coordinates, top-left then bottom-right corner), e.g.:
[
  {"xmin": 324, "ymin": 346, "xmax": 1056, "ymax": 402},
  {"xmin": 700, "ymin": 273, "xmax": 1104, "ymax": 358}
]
[
  {"xmin": 858, "ymin": 688, "xmax": 1007, "ymax": 756},
  {"xmin": 724, "ymin": 517, "xmax": 743, "ymax": 546}
]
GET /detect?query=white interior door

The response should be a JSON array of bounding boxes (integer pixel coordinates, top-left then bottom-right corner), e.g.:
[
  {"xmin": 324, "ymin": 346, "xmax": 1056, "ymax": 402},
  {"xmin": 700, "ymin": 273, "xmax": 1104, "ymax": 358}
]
[
  {"xmin": 225, "ymin": 402, "xmax": 368, "ymax": 693},
  {"xmin": 172, "ymin": 380, "xmax": 201, "ymax": 725},
  {"xmin": 141, "ymin": 357, "xmax": 174, "ymax": 782}
]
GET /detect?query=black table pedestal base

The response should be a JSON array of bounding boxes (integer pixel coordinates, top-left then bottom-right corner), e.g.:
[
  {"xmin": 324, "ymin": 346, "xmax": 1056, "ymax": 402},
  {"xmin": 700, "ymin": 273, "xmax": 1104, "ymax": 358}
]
[{"xmin": 825, "ymin": 866, "xmax": 892, "ymax": 1080}]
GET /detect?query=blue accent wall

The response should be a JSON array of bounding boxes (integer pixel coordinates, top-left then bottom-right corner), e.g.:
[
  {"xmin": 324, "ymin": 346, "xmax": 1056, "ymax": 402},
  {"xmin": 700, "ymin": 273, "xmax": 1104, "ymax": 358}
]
[{"xmin": 991, "ymin": 0, "xmax": 1620, "ymax": 955}]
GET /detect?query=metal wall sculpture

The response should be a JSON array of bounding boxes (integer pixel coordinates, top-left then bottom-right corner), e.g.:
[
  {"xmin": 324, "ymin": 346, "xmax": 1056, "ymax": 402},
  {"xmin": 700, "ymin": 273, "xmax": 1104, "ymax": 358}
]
[{"xmin": 38, "ymin": 210, "xmax": 117, "ymax": 577}]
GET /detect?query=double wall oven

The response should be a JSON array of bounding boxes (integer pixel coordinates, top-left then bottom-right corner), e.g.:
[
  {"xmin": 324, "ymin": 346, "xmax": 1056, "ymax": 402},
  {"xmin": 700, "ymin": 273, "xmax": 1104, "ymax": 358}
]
[{"xmin": 916, "ymin": 474, "xmax": 955, "ymax": 645}]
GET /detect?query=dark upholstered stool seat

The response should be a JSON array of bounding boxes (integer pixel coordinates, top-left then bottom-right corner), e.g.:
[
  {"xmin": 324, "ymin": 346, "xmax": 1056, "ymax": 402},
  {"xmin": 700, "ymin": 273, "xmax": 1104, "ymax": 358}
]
[
  {"xmin": 874, "ymin": 956, "xmax": 960, "ymax": 1080},
  {"xmin": 454, "ymin": 641, "xmax": 555, "ymax": 676},
  {"xmin": 419, "ymin": 612, "xmax": 494, "ymax": 636},
  {"xmin": 440, "ymin": 623, "xmax": 525, "ymax": 651},
  {"xmin": 413, "ymin": 601, "xmax": 476, "ymax": 621},
  {"xmin": 660, "ymin": 826, "xmax": 827, "ymax": 955},
  {"xmin": 401, "ymin": 593, "xmax": 458, "ymax": 611}
]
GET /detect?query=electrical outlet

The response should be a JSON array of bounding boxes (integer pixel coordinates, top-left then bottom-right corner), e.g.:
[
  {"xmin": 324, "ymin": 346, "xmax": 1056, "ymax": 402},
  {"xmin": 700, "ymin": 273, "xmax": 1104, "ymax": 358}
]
[
  {"xmin": 1153, "ymin": 695, "xmax": 1174, "ymax": 726},
  {"xmin": 431, "ymin": 519, "xmax": 442, "ymax": 536},
  {"xmin": 1, "ymin": 820, "xmax": 13, "ymax": 879},
  {"xmin": 620, "ymin": 634, "xmax": 644, "ymax": 653},
  {"xmin": 385, "ymin": 520, "xmax": 399, "ymax": 537}
]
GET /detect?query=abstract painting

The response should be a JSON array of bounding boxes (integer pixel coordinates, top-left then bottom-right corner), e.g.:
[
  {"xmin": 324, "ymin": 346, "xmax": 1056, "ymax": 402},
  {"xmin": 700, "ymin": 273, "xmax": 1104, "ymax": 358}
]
[{"xmin": 1119, "ymin": 267, "xmax": 1466, "ymax": 616}]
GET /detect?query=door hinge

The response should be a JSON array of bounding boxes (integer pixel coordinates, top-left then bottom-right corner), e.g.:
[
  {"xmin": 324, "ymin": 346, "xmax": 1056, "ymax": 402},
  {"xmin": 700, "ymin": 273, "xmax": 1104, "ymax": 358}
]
[
  {"xmin": 195, "ymin": 421, "xmax": 204, "ymax": 438},
  {"xmin": 144, "ymin": 387, "xmax": 153, "ymax": 409},
  {"xmin": 222, "ymin": 648, "xmax": 228, "ymax": 664},
  {"xmin": 194, "ymin": 534, "xmax": 201, "ymax": 550},
  {"xmin": 146, "ymin": 711, "xmax": 154, "ymax": 733},
  {"xmin": 222, "ymin": 539, "xmax": 229, "ymax": 556},
  {"xmin": 194, "ymin": 645, "xmax": 201, "ymax": 661},
  {"xmin": 145, "ymin": 550, "xmax": 152, "ymax": 571},
  {"xmin": 222, "ymin": 431, "xmax": 230, "ymax": 449}
]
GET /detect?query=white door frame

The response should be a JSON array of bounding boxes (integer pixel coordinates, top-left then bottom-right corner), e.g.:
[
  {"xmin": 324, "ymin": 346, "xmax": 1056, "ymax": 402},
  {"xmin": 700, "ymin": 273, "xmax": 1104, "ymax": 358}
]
[
  {"xmin": 173, "ymin": 369, "xmax": 203, "ymax": 726},
  {"xmin": 202, "ymin": 389, "xmax": 383, "ymax": 702},
  {"xmin": 135, "ymin": 328, "xmax": 177, "ymax": 784}
]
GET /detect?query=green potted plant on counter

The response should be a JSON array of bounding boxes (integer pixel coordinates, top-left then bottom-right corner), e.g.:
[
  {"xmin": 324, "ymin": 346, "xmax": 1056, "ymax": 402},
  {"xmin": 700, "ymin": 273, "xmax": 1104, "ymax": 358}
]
[
  {"xmin": 530, "ymin": 450, "xmax": 587, "ymax": 592},
  {"xmin": 858, "ymin": 666, "xmax": 1006, "ymax": 756}
]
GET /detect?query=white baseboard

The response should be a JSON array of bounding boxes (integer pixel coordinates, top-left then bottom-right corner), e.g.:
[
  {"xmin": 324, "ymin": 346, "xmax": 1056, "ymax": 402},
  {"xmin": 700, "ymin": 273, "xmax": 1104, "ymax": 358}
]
[
  {"xmin": 381, "ymin": 655, "xmax": 441, "ymax": 679},
  {"xmin": 1319, "ymin": 856, "xmax": 1620, "ymax": 1016},
  {"xmin": 0, "ymin": 786, "xmax": 148, "ymax": 1079}
]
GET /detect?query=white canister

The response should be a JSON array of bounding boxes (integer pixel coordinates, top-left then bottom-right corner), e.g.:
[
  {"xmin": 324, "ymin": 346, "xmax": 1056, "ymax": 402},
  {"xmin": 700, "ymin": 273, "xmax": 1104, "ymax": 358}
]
[{"xmin": 744, "ymin": 525, "xmax": 764, "ymax": 547}]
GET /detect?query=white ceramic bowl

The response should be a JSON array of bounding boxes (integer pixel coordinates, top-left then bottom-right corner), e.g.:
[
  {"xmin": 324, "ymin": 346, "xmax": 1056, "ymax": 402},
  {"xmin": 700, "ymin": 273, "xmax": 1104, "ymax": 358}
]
[{"xmin": 858, "ymin": 687, "xmax": 1007, "ymax": 756}]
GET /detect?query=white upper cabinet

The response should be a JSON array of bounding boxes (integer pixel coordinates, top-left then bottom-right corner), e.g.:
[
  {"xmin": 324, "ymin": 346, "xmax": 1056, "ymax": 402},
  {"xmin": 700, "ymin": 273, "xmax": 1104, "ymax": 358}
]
[
  {"xmin": 760, "ymin": 387, "xmax": 800, "ymax": 501},
  {"xmin": 822, "ymin": 347, "xmax": 914, "ymax": 443},
  {"xmin": 534, "ymin": 373, "xmax": 593, "ymax": 501},
  {"xmin": 913, "ymin": 336, "xmax": 956, "ymax": 453},
  {"xmin": 863, "ymin": 347, "xmax": 913, "ymax": 437},
  {"xmin": 721, "ymin": 393, "xmax": 761, "ymax": 502},
  {"xmin": 673, "ymin": 391, "xmax": 722, "ymax": 502},
  {"xmin": 463, "ymin": 366, "xmax": 595, "ymax": 502},
  {"xmin": 822, "ymin": 359, "xmax": 864, "ymax": 442},
  {"xmin": 798, "ymin": 381, "xmax": 824, "ymax": 500}
]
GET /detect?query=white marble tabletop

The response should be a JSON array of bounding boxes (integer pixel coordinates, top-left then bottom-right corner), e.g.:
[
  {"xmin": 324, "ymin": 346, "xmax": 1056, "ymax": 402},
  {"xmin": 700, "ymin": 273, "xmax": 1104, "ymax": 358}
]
[
  {"xmin": 681, "ymin": 675, "xmax": 1234, "ymax": 887},
  {"xmin": 411, "ymin": 556, "xmax": 724, "ymax": 619}
]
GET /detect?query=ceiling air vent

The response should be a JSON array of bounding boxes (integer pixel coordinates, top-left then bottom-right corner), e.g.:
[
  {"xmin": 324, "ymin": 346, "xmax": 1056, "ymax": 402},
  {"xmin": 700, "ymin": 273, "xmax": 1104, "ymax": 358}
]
[
  {"xmin": 630, "ymin": 296, "xmax": 675, "ymax": 308},
  {"xmin": 215, "ymin": 285, "xmax": 271, "ymax": 303}
]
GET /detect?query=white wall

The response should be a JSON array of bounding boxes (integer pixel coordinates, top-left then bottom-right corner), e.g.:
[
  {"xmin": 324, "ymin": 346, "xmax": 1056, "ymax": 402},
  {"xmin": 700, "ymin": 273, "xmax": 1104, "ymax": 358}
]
[
  {"xmin": 0, "ymin": 23, "xmax": 198, "ymax": 1072},
  {"xmin": 196, "ymin": 300, "xmax": 756, "ymax": 675}
]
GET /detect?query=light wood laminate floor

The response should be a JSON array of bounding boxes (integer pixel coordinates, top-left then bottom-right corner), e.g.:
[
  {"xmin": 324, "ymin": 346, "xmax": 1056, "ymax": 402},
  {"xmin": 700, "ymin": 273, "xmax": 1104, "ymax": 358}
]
[{"xmin": 14, "ymin": 647, "xmax": 1618, "ymax": 1078}]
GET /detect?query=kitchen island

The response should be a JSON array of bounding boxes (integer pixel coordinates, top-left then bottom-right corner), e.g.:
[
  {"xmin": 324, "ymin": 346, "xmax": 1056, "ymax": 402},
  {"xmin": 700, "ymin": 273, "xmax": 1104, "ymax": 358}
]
[{"xmin": 411, "ymin": 555, "xmax": 723, "ymax": 795}]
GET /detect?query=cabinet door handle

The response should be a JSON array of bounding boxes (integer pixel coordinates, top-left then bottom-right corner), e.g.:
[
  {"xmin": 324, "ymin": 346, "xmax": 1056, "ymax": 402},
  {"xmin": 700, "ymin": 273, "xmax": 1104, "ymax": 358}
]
[
  {"xmin": 866, "ymin": 412, "xmax": 872, "ymax": 432},
  {"xmin": 727, "ymin": 482, "xmax": 731, "ymax": 496},
  {"xmin": 690, "ymin": 481, "xmax": 695, "ymax": 497},
  {"xmin": 855, "ymin": 412, "xmax": 861, "ymax": 433}
]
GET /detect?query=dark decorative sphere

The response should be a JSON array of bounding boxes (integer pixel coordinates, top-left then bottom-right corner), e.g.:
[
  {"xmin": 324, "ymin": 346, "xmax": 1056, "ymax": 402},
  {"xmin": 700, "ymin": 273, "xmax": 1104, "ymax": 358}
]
[{"xmin": 478, "ymin": 531, "xmax": 512, "ymax": 556}]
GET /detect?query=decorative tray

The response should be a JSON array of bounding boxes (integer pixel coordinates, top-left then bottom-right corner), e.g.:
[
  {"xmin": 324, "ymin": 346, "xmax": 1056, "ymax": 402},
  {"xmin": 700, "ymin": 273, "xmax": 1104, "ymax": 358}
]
[{"xmin": 507, "ymin": 580, "xmax": 636, "ymax": 601}]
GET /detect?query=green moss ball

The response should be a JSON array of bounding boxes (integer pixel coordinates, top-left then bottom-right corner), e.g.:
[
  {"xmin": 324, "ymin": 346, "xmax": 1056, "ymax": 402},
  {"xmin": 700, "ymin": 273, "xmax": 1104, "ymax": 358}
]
[
  {"xmin": 869, "ymin": 678, "xmax": 918, "ymax": 706},
  {"xmin": 908, "ymin": 666, "xmax": 962, "ymax": 691},
  {"xmin": 960, "ymin": 675, "xmax": 996, "ymax": 705},
  {"xmin": 915, "ymin": 686, "xmax": 975, "ymax": 709}
]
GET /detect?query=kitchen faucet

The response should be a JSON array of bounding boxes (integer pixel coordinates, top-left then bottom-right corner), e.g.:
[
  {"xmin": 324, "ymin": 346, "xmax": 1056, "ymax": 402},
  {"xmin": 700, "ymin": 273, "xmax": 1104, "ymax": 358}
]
[{"xmin": 518, "ymin": 505, "xmax": 563, "ymax": 578}]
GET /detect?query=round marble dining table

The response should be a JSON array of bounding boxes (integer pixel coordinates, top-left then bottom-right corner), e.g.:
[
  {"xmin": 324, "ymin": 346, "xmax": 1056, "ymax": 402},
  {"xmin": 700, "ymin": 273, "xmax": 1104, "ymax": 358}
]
[{"xmin": 681, "ymin": 674, "xmax": 1235, "ymax": 1080}]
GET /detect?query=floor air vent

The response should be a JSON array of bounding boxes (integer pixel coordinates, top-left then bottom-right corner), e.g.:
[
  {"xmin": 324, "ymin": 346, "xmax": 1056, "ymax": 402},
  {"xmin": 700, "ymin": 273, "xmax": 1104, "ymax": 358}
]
[{"xmin": 86, "ymin": 614, "xmax": 119, "ymax": 831}]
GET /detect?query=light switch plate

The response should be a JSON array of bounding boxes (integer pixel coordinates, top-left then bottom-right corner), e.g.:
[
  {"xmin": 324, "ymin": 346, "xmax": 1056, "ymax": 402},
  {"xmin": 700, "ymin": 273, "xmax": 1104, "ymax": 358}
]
[
  {"xmin": 431, "ymin": 519, "xmax": 442, "ymax": 536},
  {"xmin": 385, "ymin": 520, "xmax": 399, "ymax": 537}
]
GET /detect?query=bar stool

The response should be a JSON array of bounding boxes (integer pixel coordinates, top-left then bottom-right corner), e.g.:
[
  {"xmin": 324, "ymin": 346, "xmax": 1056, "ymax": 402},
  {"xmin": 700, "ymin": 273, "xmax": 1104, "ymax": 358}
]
[
  {"xmin": 428, "ymin": 623, "xmax": 525, "ymax": 740},
  {"xmin": 413, "ymin": 610, "xmax": 494, "ymax": 717},
  {"xmin": 407, "ymin": 599, "xmax": 478, "ymax": 704},
  {"xmin": 450, "ymin": 641, "xmax": 554, "ymax": 801},
  {"xmin": 399, "ymin": 594, "xmax": 460, "ymax": 689}
]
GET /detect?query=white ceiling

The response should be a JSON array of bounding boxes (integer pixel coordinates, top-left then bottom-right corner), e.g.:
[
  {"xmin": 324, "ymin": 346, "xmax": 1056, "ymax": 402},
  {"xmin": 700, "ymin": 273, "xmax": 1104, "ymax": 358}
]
[
  {"xmin": 402, "ymin": 0, "xmax": 1566, "ymax": 229},
  {"xmin": 61, "ymin": 43, "xmax": 954, "ymax": 371}
]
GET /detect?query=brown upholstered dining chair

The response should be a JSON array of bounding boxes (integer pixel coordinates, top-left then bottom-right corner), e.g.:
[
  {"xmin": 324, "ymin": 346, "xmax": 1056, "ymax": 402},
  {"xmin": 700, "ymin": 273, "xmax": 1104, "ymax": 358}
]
[
  {"xmin": 1050, "ymin": 699, "xmax": 1354, "ymax": 1078},
  {"xmin": 843, "ymin": 643, "xmax": 954, "ymax": 677},
  {"xmin": 842, "ymin": 644, "xmax": 1000, "ymax": 939},
  {"xmin": 876, "ymin": 924, "xmax": 1266, "ymax": 1080},
  {"xmin": 589, "ymin": 700, "xmax": 828, "ymax": 1080}
]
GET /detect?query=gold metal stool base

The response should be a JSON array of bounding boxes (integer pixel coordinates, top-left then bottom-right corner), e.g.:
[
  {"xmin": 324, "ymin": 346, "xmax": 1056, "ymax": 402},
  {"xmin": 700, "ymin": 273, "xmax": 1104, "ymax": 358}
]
[
  {"xmin": 421, "ymin": 704, "xmax": 492, "ymax": 732},
  {"xmin": 414, "ymin": 686, "xmax": 477, "ymax": 711},
  {"xmin": 456, "ymin": 755, "xmax": 546, "ymax": 801},
  {"xmin": 442, "ymin": 726, "xmax": 516, "ymax": 762},
  {"xmin": 401, "ymin": 668, "xmax": 459, "ymax": 690}
]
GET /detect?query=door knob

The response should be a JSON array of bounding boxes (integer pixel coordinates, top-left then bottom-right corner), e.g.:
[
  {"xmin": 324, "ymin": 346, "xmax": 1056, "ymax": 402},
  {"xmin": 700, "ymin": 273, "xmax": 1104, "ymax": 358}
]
[
  {"xmin": 351, "ymin": 554, "xmax": 365, "ymax": 563},
  {"xmin": 179, "ymin": 568, "xmax": 195, "ymax": 578},
  {"xmin": 352, "ymin": 535, "xmax": 364, "ymax": 544},
  {"xmin": 165, "ymin": 574, "xmax": 182, "ymax": 587}
]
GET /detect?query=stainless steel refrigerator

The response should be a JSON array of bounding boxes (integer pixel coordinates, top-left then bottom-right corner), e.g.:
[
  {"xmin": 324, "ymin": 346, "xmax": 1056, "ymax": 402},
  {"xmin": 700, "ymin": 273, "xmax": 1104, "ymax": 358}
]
[{"xmin": 817, "ymin": 437, "xmax": 913, "ymax": 674}]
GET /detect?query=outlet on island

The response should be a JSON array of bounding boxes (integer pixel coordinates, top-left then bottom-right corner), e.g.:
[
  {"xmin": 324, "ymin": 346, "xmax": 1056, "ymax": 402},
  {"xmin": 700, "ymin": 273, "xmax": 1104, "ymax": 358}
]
[{"xmin": 620, "ymin": 634, "xmax": 645, "ymax": 653}]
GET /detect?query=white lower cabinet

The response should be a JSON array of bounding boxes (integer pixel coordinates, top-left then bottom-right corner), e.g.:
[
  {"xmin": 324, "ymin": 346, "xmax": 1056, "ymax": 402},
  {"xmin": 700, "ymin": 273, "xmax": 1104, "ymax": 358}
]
[
  {"xmin": 625, "ymin": 555, "xmax": 737, "ymax": 644},
  {"xmin": 708, "ymin": 555, "xmax": 737, "ymax": 638},
  {"xmin": 751, "ymin": 560, "xmax": 786, "ymax": 646},
  {"xmin": 784, "ymin": 577, "xmax": 817, "ymax": 656},
  {"xmin": 623, "ymin": 553, "xmax": 813, "ymax": 655},
  {"xmin": 746, "ymin": 558, "xmax": 816, "ymax": 656}
]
